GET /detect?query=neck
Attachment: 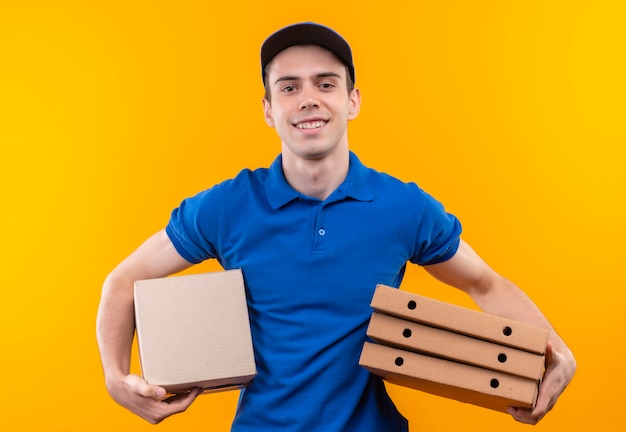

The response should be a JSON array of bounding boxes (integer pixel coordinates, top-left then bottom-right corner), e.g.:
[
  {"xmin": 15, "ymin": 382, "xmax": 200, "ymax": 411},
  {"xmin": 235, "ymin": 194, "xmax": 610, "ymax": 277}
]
[{"xmin": 281, "ymin": 146, "xmax": 350, "ymax": 201}]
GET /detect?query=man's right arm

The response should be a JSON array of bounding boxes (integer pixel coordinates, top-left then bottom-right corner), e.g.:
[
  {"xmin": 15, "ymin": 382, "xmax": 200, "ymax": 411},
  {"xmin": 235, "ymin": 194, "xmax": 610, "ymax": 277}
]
[{"xmin": 96, "ymin": 229, "xmax": 202, "ymax": 424}]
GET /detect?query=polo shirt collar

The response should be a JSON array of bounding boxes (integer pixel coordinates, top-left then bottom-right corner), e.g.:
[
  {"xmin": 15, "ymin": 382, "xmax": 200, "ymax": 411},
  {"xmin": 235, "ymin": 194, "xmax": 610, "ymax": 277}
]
[{"xmin": 265, "ymin": 151, "xmax": 374, "ymax": 209}]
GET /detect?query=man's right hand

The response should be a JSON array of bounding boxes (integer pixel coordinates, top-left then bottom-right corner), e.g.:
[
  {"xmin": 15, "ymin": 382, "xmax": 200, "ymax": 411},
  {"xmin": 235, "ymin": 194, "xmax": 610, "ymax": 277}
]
[{"xmin": 107, "ymin": 373, "xmax": 202, "ymax": 424}]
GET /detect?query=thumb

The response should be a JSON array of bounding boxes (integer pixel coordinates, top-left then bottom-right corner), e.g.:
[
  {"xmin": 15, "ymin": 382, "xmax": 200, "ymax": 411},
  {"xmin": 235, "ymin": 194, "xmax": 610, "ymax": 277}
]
[
  {"xmin": 125, "ymin": 374, "xmax": 167, "ymax": 401},
  {"xmin": 144, "ymin": 385, "xmax": 167, "ymax": 401},
  {"xmin": 544, "ymin": 340, "xmax": 555, "ymax": 370}
]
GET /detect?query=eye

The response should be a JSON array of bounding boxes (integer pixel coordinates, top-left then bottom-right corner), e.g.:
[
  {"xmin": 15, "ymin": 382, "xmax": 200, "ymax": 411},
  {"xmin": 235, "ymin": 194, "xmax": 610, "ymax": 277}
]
[
  {"xmin": 319, "ymin": 82, "xmax": 335, "ymax": 90},
  {"xmin": 281, "ymin": 85, "xmax": 297, "ymax": 93}
]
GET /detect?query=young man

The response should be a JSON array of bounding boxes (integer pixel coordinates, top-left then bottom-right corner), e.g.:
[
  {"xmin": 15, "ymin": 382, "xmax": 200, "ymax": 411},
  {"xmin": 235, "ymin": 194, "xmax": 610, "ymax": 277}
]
[{"xmin": 96, "ymin": 22, "xmax": 576, "ymax": 430}]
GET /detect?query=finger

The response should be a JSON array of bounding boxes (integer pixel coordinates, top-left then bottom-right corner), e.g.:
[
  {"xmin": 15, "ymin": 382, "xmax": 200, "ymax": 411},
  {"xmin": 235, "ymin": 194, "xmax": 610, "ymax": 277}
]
[
  {"xmin": 136, "ymin": 388, "xmax": 201, "ymax": 424},
  {"xmin": 163, "ymin": 392, "xmax": 191, "ymax": 404},
  {"xmin": 159, "ymin": 388, "xmax": 203, "ymax": 413},
  {"xmin": 163, "ymin": 390, "xmax": 201, "ymax": 404},
  {"xmin": 507, "ymin": 407, "xmax": 541, "ymax": 425}
]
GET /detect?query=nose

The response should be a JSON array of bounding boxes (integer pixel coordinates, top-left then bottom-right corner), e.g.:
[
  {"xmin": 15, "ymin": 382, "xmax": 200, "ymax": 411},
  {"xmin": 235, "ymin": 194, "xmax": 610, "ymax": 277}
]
[{"xmin": 298, "ymin": 85, "xmax": 319, "ymax": 110}]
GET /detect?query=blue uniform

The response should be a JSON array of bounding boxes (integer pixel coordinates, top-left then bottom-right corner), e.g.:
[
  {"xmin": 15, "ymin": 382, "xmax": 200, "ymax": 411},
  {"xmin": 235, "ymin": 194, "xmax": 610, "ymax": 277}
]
[{"xmin": 166, "ymin": 152, "xmax": 462, "ymax": 431}]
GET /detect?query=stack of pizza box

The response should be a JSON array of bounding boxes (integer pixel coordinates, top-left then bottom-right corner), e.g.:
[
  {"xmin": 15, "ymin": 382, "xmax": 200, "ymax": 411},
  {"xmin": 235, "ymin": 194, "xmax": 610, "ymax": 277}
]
[{"xmin": 359, "ymin": 284, "xmax": 548, "ymax": 413}]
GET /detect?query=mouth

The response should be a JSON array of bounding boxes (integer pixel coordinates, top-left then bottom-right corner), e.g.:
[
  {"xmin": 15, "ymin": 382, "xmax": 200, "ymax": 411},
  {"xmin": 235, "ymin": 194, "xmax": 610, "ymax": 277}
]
[{"xmin": 294, "ymin": 120, "xmax": 327, "ymax": 130}]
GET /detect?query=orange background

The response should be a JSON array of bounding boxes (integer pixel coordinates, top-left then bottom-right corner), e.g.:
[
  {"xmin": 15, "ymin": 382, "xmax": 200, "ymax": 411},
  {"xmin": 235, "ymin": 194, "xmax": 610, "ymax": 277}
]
[{"xmin": 1, "ymin": 1, "xmax": 624, "ymax": 430}]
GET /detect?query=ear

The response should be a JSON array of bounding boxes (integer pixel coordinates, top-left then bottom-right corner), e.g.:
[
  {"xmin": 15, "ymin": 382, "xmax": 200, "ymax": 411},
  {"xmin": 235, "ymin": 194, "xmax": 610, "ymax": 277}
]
[
  {"xmin": 347, "ymin": 88, "xmax": 361, "ymax": 121},
  {"xmin": 262, "ymin": 98, "xmax": 275, "ymax": 127}
]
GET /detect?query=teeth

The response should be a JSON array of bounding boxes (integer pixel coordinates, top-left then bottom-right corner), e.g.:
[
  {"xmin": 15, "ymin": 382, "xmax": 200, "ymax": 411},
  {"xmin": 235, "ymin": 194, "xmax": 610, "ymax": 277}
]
[{"xmin": 296, "ymin": 121, "xmax": 326, "ymax": 129}]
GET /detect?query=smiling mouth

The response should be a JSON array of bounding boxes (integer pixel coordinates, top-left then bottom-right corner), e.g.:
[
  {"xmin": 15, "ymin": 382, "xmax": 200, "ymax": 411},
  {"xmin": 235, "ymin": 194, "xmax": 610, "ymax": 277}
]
[{"xmin": 295, "ymin": 120, "xmax": 327, "ymax": 130}]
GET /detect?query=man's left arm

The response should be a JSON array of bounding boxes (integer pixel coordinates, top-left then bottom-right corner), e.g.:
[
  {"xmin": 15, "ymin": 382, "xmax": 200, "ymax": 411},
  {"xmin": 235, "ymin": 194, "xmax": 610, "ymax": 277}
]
[{"xmin": 423, "ymin": 239, "xmax": 576, "ymax": 425}]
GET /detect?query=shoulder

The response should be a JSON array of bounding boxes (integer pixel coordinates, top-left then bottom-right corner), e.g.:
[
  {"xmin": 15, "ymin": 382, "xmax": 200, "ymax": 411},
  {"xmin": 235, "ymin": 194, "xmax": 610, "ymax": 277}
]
[
  {"xmin": 199, "ymin": 166, "xmax": 269, "ymax": 196},
  {"xmin": 365, "ymin": 167, "xmax": 425, "ymax": 201},
  {"xmin": 174, "ymin": 167, "xmax": 269, "ymax": 215},
  {"xmin": 352, "ymin": 153, "xmax": 416, "ymax": 188},
  {"xmin": 349, "ymin": 152, "xmax": 425, "ymax": 202},
  {"xmin": 358, "ymin": 163, "xmax": 451, "ymax": 221},
  {"xmin": 219, "ymin": 167, "xmax": 269, "ymax": 192}
]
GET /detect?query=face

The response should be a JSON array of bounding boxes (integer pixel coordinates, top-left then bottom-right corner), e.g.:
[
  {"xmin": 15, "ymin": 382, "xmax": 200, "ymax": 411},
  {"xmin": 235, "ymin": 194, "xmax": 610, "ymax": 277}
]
[{"xmin": 263, "ymin": 45, "xmax": 361, "ymax": 162}]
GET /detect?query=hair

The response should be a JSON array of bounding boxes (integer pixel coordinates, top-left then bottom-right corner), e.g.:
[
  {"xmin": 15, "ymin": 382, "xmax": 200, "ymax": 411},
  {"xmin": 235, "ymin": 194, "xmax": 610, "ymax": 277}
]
[{"xmin": 263, "ymin": 63, "xmax": 355, "ymax": 102}]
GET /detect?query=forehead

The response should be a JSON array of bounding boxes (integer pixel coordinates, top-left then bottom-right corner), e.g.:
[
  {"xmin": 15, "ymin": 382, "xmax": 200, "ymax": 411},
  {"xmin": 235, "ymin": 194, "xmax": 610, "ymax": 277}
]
[{"xmin": 266, "ymin": 45, "xmax": 346, "ymax": 81}]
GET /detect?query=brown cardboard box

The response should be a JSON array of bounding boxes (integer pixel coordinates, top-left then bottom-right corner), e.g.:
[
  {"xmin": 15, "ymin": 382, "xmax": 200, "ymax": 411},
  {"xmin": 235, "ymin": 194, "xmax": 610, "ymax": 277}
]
[
  {"xmin": 367, "ymin": 312, "xmax": 545, "ymax": 380},
  {"xmin": 134, "ymin": 269, "xmax": 257, "ymax": 394},
  {"xmin": 359, "ymin": 342, "xmax": 539, "ymax": 413},
  {"xmin": 371, "ymin": 285, "xmax": 549, "ymax": 354}
]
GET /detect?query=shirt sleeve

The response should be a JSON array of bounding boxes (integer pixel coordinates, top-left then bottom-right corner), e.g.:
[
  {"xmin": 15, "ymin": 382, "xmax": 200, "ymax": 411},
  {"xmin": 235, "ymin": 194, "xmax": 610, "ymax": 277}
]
[
  {"xmin": 165, "ymin": 185, "xmax": 220, "ymax": 264},
  {"xmin": 409, "ymin": 187, "xmax": 462, "ymax": 266}
]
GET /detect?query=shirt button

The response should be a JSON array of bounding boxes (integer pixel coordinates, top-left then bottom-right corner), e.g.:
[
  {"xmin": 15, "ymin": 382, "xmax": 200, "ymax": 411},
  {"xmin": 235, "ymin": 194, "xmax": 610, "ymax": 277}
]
[{"xmin": 318, "ymin": 228, "xmax": 326, "ymax": 236}]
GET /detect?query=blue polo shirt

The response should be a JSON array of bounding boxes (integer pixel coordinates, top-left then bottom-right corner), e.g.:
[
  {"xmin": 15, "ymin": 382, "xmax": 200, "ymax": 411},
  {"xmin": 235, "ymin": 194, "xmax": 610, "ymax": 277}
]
[{"xmin": 166, "ymin": 152, "xmax": 461, "ymax": 431}]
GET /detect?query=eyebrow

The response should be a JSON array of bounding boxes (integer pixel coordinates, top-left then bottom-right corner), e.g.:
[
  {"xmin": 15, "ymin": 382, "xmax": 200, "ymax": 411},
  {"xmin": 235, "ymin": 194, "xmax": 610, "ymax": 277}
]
[{"xmin": 273, "ymin": 71, "xmax": 343, "ymax": 86}]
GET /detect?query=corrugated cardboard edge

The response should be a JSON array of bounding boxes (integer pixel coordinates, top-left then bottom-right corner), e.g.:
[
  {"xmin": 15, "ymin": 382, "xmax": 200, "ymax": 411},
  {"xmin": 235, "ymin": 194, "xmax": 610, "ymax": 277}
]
[
  {"xmin": 164, "ymin": 378, "xmax": 256, "ymax": 395},
  {"xmin": 359, "ymin": 342, "xmax": 539, "ymax": 413},
  {"xmin": 372, "ymin": 285, "xmax": 549, "ymax": 354}
]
